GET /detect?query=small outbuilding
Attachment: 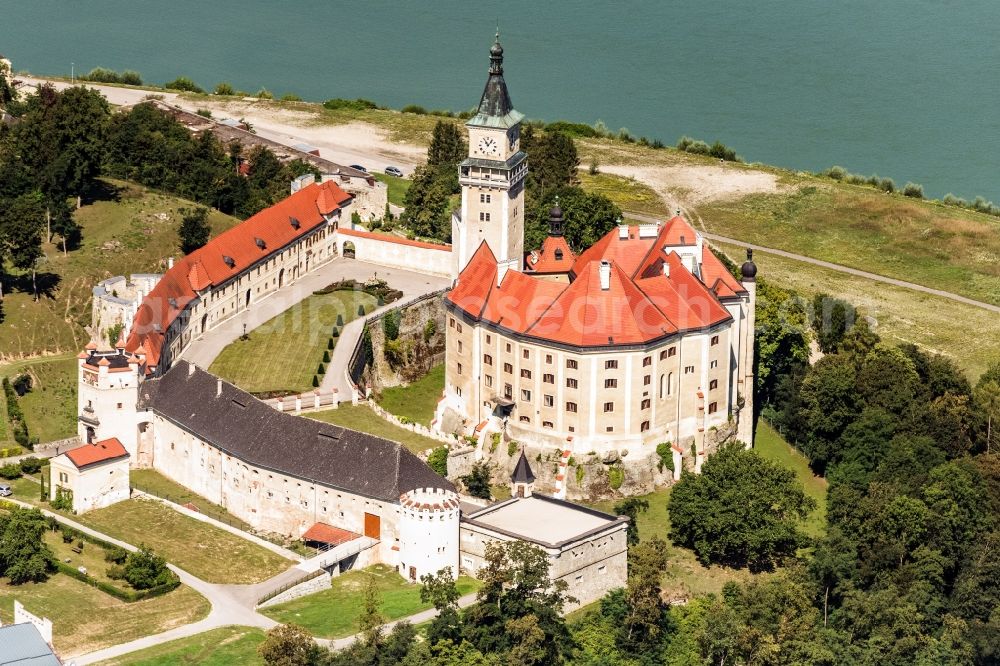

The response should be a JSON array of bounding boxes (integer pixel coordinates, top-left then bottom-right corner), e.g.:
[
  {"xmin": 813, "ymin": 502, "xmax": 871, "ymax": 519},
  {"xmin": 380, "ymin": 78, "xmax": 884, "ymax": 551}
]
[{"xmin": 49, "ymin": 437, "xmax": 130, "ymax": 513}]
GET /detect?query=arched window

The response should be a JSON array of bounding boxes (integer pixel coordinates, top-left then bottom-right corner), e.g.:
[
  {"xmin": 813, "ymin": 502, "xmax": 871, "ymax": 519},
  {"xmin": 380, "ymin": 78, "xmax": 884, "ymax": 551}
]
[
  {"xmin": 658, "ymin": 374, "xmax": 665, "ymax": 399},
  {"xmin": 667, "ymin": 372, "xmax": 673, "ymax": 396}
]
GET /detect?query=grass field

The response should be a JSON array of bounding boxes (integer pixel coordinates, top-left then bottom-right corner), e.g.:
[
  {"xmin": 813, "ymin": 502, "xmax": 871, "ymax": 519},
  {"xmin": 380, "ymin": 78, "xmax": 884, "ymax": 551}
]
[
  {"xmin": 376, "ymin": 364, "xmax": 444, "ymax": 426},
  {"xmin": 0, "ymin": 179, "xmax": 240, "ymax": 359},
  {"xmin": 95, "ymin": 625, "xmax": 266, "ymax": 666},
  {"xmin": 371, "ymin": 172, "xmax": 411, "ymax": 207},
  {"xmin": 0, "ymin": 577, "xmax": 209, "ymax": 657},
  {"xmin": 260, "ymin": 564, "xmax": 480, "ymax": 639},
  {"xmin": 579, "ymin": 171, "xmax": 670, "ymax": 218},
  {"xmin": 308, "ymin": 404, "xmax": 443, "ymax": 454},
  {"xmin": 129, "ymin": 469, "xmax": 252, "ymax": 531},
  {"xmin": 753, "ymin": 420, "xmax": 827, "ymax": 537},
  {"xmin": 68, "ymin": 498, "xmax": 291, "ymax": 584},
  {"xmin": 0, "ymin": 354, "xmax": 79, "ymax": 446},
  {"xmin": 713, "ymin": 241, "xmax": 1000, "ymax": 380},
  {"xmin": 210, "ymin": 290, "xmax": 378, "ymax": 394}
]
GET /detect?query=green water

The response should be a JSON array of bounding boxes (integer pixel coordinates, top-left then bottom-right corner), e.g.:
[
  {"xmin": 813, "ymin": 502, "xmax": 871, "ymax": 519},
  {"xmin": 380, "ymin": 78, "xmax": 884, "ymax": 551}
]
[{"xmin": 2, "ymin": 1, "xmax": 998, "ymax": 200}]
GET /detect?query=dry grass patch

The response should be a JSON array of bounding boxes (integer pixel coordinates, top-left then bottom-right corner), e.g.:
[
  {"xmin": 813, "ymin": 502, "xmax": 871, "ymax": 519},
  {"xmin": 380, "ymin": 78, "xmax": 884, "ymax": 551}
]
[{"xmin": 0, "ymin": 577, "xmax": 209, "ymax": 657}]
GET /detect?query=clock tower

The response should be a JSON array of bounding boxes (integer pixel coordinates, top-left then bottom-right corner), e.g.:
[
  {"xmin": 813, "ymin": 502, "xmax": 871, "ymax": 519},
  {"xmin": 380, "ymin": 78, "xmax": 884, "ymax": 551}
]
[{"xmin": 452, "ymin": 32, "xmax": 527, "ymax": 277}]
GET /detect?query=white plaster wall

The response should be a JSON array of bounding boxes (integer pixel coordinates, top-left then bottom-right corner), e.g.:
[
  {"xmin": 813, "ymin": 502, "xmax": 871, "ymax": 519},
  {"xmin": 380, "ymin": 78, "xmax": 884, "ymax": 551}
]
[
  {"xmin": 337, "ymin": 231, "xmax": 451, "ymax": 278},
  {"xmin": 77, "ymin": 361, "xmax": 140, "ymax": 454},
  {"xmin": 398, "ymin": 488, "xmax": 460, "ymax": 582},
  {"xmin": 50, "ymin": 455, "xmax": 130, "ymax": 514}
]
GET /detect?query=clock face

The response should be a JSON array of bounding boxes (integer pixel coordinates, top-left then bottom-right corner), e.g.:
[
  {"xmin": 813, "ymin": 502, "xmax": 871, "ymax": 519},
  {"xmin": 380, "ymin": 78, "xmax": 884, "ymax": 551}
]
[{"xmin": 478, "ymin": 136, "xmax": 499, "ymax": 156}]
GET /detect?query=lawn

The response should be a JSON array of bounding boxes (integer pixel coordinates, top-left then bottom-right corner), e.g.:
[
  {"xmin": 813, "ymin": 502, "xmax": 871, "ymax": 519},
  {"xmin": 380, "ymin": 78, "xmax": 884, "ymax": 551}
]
[
  {"xmin": 0, "ymin": 179, "xmax": 240, "ymax": 359},
  {"xmin": 0, "ymin": 354, "xmax": 79, "ymax": 446},
  {"xmin": 753, "ymin": 420, "xmax": 827, "ymax": 537},
  {"xmin": 579, "ymin": 171, "xmax": 670, "ymax": 218},
  {"xmin": 69, "ymin": 498, "xmax": 291, "ymax": 584},
  {"xmin": 209, "ymin": 290, "xmax": 378, "ymax": 395},
  {"xmin": 308, "ymin": 404, "xmax": 444, "ymax": 454},
  {"xmin": 371, "ymin": 172, "xmax": 411, "ymax": 207},
  {"xmin": 0, "ymin": 577, "xmax": 209, "ymax": 657},
  {"xmin": 712, "ymin": 240, "xmax": 1000, "ymax": 380},
  {"xmin": 94, "ymin": 625, "xmax": 266, "ymax": 666},
  {"xmin": 698, "ymin": 182, "xmax": 1000, "ymax": 307},
  {"xmin": 376, "ymin": 364, "xmax": 444, "ymax": 426},
  {"xmin": 260, "ymin": 564, "xmax": 480, "ymax": 639},
  {"xmin": 129, "ymin": 469, "xmax": 252, "ymax": 531}
]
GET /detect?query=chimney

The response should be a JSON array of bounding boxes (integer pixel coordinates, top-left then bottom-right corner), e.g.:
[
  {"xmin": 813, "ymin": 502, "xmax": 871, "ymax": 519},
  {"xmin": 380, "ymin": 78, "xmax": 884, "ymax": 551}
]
[
  {"xmin": 662, "ymin": 262, "xmax": 670, "ymax": 278},
  {"xmin": 599, "ymin": 260, "xmax": 612, "ymax": 290},
  {"xmin": 496, "ymin": 258, "xmax": 519, "ymax": 287},
  {"xmin": 638, "ymin": 224, "xmax": 658, "ymax": 238},
  {"xmin": 216, "ymin": 379, "xmax": 222, "ymax": 397},
  {"xmin": 618, "ymin": 224, "xmax": 629, "ymax": 240},
  {"xmin": 188, "ymin": 363, "xmax": 196, "ymax": 377},
  {"xmin": 167, "ymin": 256, "xmax": 174, "ymax": 270}
]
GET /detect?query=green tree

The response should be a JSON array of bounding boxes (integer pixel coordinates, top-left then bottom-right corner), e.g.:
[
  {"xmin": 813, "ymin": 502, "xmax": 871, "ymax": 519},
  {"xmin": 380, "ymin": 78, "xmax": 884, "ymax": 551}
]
[
  {"xmin": 0, "ymin": 192, "xmax": 46, "ymax": 299},
  {"xmin": 621, "ymin": 537, "xmax": 670, "ymax": 653},
  {"xmin": 123, "ymin": 544, "xmax": 171, "ymax": 589},
  {"xmin": 523, "ymin": 129, "xmax": 579, "ymax": 193},
  {"xmin": 421, "ymin": 567, "xmax": 462, "ymax": 644},
  {"xmin": 427, "ymin": 446, "xmax": 448, "ymax": 477},
  {"xmin": 612, "ymin": 497, "xmax": 649, "ymax": 546},
  {"xmin": 460, "ymin": 461, "xmax": 492, "ymax": 500},
  {"xmin": 427, "ymin": 121, "xmax": 467, "ymax": 170},
  {"xmin": 358, "ymin": 573, "xmax": 386, "ymax": 649},
  {"xmin": 257, "ymin": 623, "xmax": 324, "ymax": 666},
  {"xmin": 668, "ymin": 445, "xmax": 816, "ymax": 570},
  {"xmin": 178, "ymin": 206, "xmax": 211, "ymax": 254},
  {"xmin": 524, "ymin": 185, "xmax": 620, "ymax": 252},
  {"xmin": 974, "ymin": 380, "xmax": 1000, "ymax": 453},
  {"xmin": 0, "ymin": 507, "xmax": 53, "ymax": 584},
  {"xmin": 811, "ymin": 293, "xmax": 855, "ymax": 353}
]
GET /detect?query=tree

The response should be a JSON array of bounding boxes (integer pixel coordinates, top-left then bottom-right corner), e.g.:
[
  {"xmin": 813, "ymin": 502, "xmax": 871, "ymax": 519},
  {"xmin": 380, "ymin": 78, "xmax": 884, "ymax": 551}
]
[
  {"xmin": 178, "ymin": 206, "xmax": 211, "ymax": 254},
  {"xmin": 612, "ymin": 497, "xmax": 649, "ymax": 546},
  {"xmin": 427, "ymin": 121, "xmax": 467, "ymax": 169},
  {"xmin": 811, "ymin": 293, "xmax": 856, "ymax": 353},
  {"xmin": 0, "ymin": 507, "xmax": 53, "ymax": 584},
  {"xmin": 123, "ymin": 544, "xmax": 171, "ymax": 589},
  {"xmin": 668, "ymin": 445, "xmax": 815, "ymax": 570},
  {"xmin": 975, "ymin": 380, "xmax": 1000, "ymax": 453},
  {"xmin": 427, "ymin": 446, "xmax": 448, "ymax": 477},
  {"xmin": 0, "ymin": 192, "xmax": 45, "ymax": 299},
  {"xmin": 421, "ymin": 567, "xmax": 462, "ymax": 644},
  {"xmin": 358, "ymin": 574, "xmax": 386, "ymax": 649},
  {"xmin": 258, "ymin": 624, "xmax": 323, "ymax": 666},
  {"xmin": 47, "ymin": 194, "xmax": 80, "ymax": 255},
  {"xmin": 621, "ymin": 537, "xmax": 670, "ymax": 653},
  {"xmin": 460, "ymin": 461, "xmax": 492, "ymax": 500},
  {"xmin": 524, "ymin": 185, "xmax": 620, "ymax": 252},
  {"xmin": 523, "ymin": 129, "xmax": 579, "ymax": 193}
]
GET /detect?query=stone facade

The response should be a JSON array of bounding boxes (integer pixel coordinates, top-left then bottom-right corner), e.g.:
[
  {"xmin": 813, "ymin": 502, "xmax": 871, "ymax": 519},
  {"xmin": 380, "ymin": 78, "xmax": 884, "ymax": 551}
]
[{"xmin": 91, "ymin": 274, "xmax": 161, "ymax": 349}]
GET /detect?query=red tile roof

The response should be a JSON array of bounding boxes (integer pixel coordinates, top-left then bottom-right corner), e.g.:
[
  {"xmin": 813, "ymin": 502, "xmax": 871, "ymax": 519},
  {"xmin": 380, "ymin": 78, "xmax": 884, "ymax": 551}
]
[
  {"xmin": 525, "ymin": 235, "xmax": 575, "ymax": 274},
  {"xmin": 64, "ymin": 437, "xmax": 129, "ymax": 469},
  {"xmin": 125, "ymin": 181, "xmax": 352, "ymax": 370},
  {"xmin": 301, "ymin": 522, "xmax": 361, "ymax": 546},
  {"xmin": 448, "ymin": 216, "xmax": 741, "ymax": 348}
]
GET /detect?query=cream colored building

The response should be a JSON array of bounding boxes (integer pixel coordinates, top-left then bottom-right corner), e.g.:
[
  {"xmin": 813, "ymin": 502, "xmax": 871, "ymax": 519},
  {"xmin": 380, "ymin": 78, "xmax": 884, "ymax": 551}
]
[{"xmin": 49, "ymin": 438, "xmax": 130, "ymax": 514}]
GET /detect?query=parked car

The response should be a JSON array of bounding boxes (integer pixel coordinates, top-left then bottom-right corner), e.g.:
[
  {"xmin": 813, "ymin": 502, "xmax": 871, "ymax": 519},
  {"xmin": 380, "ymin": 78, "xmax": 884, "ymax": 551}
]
[
  {"xmin": 349, "ymin": 164, "xmax": 367, "ymax": 173},
  {"xmin": 0, "ymin": 483, "xmax": 12, "ymax": 497},
  {"xmin": 384, "ymin": 166, "xmax": 404, "ymax": 177}
]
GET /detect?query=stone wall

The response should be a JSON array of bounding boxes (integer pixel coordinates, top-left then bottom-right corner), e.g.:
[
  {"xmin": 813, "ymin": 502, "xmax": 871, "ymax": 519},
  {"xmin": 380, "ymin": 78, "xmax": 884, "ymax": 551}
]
[
  {"xmin": 257, "ymin": 571, "xmax": 332, "ymax": 609},
  {"xmin": 361, "ymin": 292, "xmax": 447, "ymax": 395}
]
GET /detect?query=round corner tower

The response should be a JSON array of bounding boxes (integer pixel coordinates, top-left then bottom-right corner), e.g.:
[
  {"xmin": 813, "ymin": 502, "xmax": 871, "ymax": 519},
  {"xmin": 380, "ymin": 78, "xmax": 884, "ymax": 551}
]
[{"xmin": 398, "ymin": 487, "xmax": 460, "ymax": 583}]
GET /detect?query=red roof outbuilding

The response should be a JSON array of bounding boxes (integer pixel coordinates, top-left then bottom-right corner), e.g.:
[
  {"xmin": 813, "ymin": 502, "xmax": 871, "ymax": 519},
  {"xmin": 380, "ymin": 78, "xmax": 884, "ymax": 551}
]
[{"xmin": 64, "ymin": 437, "xmax": 130, "ymax": 470}]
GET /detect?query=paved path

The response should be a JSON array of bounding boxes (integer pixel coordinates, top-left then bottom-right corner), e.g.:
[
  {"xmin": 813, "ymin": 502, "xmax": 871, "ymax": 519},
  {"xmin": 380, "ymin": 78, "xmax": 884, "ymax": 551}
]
[
  {"xmin": 182, "ymin": 258, "xmax": 449, "ymax": 372},
  {"xmin": 624, "ymin": 210, "xmax": 1000, "ymax": 315}
]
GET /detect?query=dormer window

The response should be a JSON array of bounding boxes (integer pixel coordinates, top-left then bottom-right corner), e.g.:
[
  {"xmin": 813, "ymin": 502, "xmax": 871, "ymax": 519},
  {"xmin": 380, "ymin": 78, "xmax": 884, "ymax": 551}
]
[
  {"xmin": 554, "ymin": 249, "xmax": 563, "ymax": 260},
  {"xmin": 255, "ymin": 237, "xmax": 266, "ymax": 250},
  {"xmin": 223, "ymin": 255, "xmax": 236, "ymax": 268},
  {"xmin": 168, "ymin": 297, "xmax": 178, "ymax": 309},
  {"xmin": 289, "ymin": 216, "xmax": 300, "ymax": 229}
]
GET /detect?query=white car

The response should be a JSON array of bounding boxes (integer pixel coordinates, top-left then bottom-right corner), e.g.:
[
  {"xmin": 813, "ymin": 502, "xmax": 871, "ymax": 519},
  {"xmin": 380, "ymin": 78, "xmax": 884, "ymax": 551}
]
[
  {"xmin": 0, "ymin": 483, "xmax": 12, "ymax": 497},
  {"xmin": 384, "ymin": 166, "xmax": 404, "ymax": 178}
]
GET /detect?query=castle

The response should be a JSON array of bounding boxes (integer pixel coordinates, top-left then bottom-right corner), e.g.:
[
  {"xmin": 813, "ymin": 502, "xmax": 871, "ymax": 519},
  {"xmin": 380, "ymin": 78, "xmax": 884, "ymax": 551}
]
[
  {"xmin": 64, "ymin": 36, "xmax": 641, "ymax": 608},
  {"xmin": 436, "ymin": 36, "xmax": 757, "ymax": 479}
]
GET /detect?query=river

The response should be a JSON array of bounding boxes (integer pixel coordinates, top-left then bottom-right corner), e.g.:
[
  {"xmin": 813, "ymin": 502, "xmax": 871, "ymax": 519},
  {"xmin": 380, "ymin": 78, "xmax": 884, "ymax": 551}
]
[{"xmin": 2, "ymin": 0, "xmax": 998, "ymax": 200}]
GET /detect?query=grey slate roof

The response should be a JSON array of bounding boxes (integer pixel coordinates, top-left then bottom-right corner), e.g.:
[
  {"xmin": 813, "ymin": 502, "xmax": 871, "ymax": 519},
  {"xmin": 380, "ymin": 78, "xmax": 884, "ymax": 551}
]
[
  {"xmin": 467, "ymin": 36, "xmax": 524, "ymax": 129},
  {"xmin": 511, "ymin": 449, "xmax": 535, "ymax": 484},
  {"xmin": 138, "ymin": 362, "xmax": 452, "ymax": 503},
  {"xmin": 0, "ymin": 623, "xmax": 60, "ymax": 666}
]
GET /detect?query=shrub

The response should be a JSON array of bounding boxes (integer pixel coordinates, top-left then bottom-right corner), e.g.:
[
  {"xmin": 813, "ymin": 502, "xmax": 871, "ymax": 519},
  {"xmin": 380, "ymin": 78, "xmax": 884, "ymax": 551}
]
[
  {"xmin": 124, "ymin": 545, "xmax": 172, "ymax": 590},
  {"xmin": 106, "ymin": 564, "xmax": 126, "ymax": 580},
  {"xmin": 401, "ymin": 104, "xmax": 427, "ymax": 114},
  {"xmin": 104, "ymin": 545, "xmax": 129, "ymax": 564},
  {"xmin": 332, "ymin": 327, "xmax": 340, "ymax": 338},
  {"xmin": 655, "ymin": 442, "xmax": 674, "ymax": 473},
  {"xmin": 80, "ymin": 67, "xmax": 143, "ymax": 85},
  {"xmin": 317, "ymin": 362, "xmax": 326, "ymax": 375},
  {"xmin": 336, "ymin": 314, "xmax": 344, "ymax": 326},
  {"xmin": 507, "ymin": 440, "xmax": 518, "ymax": 457},
  {"xmin": 383, "ymin": 309, "xmax": 401, "ymax": 341},
  {"xmin": 52, "ymin": 487, "xmax": 73, "ymax": 511},
  {"xmin": 195, "ymin": 108, "xmax": 212, "ymax": 118},
  {"xmin": 164, "ymin": 76, "xmax": 204, "ymax": 93},
  {"xmin": 255, "ymin": 88, "xmax": 273, "ymax": 100},
  {"xmin": 312, "ymin": 375, "xmax": 319, "ymax": 388},
  {"xmin": 61, "ymin": 529, "xmax": 74, "ymax": 543},
  {"xmin": 423, "ymin": 319, "xmax": 437, "ymax": 342},
  {"xmin": 461, "ymin": 461, "xmax": 493, "ymax": 500},
  {"xmin": 280, "ymin": 93, "xmax": 302, "ymax": 102},
  {"xmin": 357, "ymin": 304, "xmax": 366, "ymax": 317},
  {"xmin": 903, "ymin": 182, "xmax": 924, "ymax": 198},
  {"xmin": 323, "ymin": 98, "xmax": 379, "ymax": 111},
  {"xmin": 608, "ymin": 465, "xmax": 624, "ymax": 490},
  {"xmin": 545, "ymin": 121, "xmax": 601, "ymax": 138},
  {"xmin": 877, "ymin": 177, "xmax": 896, "ymax": 193},
  {"xmin": 575, "ymin": 465, "xmax": 585, "ymax": 485},
  {"xmin": 327, "ymin": 338, "xmax": 334, "ymax": 350},
  {"xmin": 214, "ymin": 82, "xmax": 235, "ymax": 96},
  {"xmin": 0, "ymin": 463, "xmax": 21, "ymax": 480},
  {"xmin": 822, "ymin": 165, "xmax": 847, "ymax": 181},
  {"xmin": 489, "ymin": 432, "xmax": 501, "ymax": 454},
  {"xmin": 588, "ymin": 159, "xmax": 599, "ymax": 176},
  {"xmin": 427, "ymin": 447, "xmax": 448, "ymax": 477}
]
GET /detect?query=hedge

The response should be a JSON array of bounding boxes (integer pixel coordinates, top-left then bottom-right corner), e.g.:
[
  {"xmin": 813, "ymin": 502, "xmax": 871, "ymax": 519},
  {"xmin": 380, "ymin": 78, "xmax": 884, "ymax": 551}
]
[{"xmin": 55, "ymin": 560, "xmax": 179, "ymax": 602}]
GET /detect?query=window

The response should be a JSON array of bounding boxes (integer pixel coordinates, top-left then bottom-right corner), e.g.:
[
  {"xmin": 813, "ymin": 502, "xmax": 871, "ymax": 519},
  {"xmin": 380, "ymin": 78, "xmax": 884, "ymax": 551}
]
[
  {"xmin": 521, "ymin": 389, "xmax": 531, "ymax": 401},
  {"xmin": 709, "ymin": 379, "xmax": 718, "ymax": 390},
  {"xmin": 659, "ymin": 350, "xmax": 667, "ymax": 360},
  {"xmin": 457, "ymin": 340, "xmax": 463, "ymax": 352},
  {"xmin": 545, "ymin": 354, "xmax": 553, "ymax": 364},
  {"xmin": 605, "ymin": 360, "xmax": 618, "ymax": 369},
  {"xmin": 711, "ymin": 335, "xmax": 720, "ymax": 346},
  {"xmin": 708, "ymin": 402, "xmax": 718, "ymax": 414},
  {"xmin": 457, "ymin": 363, "xmax": 462, "ymax": 374},
  {"xmin": 566, "ymin": 359, "xmax": 578, "ymax": 369},
  {"xmin": 644, "ymin": 374, "xmax": 651, "ymax": 386},
  {"xmin": 605, "ymin": 378, "xmax": 618, "ymax": 389},
  {"xmin": 484, "ymin": 354, "xmax": 493, "ymax": 365},
  {"xmin": 59, "ymin": 472, "xmax": 68, "ymax": 483},
  {"xmin": 566, "ymin": 378, "xmax": 578, "ymax": 389},
  {"xmin": 449, "ymin": 318, "xmax": 455, "ymax": 328},
  {"xmin": 684, "ymin": 365, "xmax": 695, "ymax": 374},
  {"xmin": 520, "ymin": 368, "xmax": 531, "ymax": 379},
  {"xmin": 566, "ymin": 402, "xmax": 578, "ymax": 413},
  {"xmin": 480, "ymin": 193, "xmax": 491, "ymax": 203},
  {"xmin": 640, "ymin": 420, "xmax": 650, "ymax": 432},
  {"xmin": 543, "ymin": 373, "xmax": 554, "ymax": 384},
  {"xmin": 506, "ymin": 343, "xmax": 512, "ymax": 352},
  {"xmin": 486, "ymin": 334, "xmax": 492, "ymax": 344},
  {"xmin": 544, "ymin": 394, "xmax": 554, "ymax": 407},
  {"xmin": 606, "ymin": 426, "xmax": 614, "ymax": 432},
  {"xmin": 485, "ymin": 375, "xmax": 493, "ymax": 387},
  {"xmin": 643, "ymin": 356, "xmax": 652, "ymax": 367},
  {"xmin": 117, "ymin": 402, "xmax": 123, "ymax": 409},
  {"xmin": 457, "ymin": 323, "xmax": 462, "ymax": 333},
  {"xmin": 604, "ymin": 402, "xmax": 614, "ymax": 412},
  {"xmin": 641, "ymin": 398, "xmax": 651, "ymax": 409},
  {"xmin": 543, "ymin": 420, "xmax": 553, "ymax": 428},
  {"xmin": 479, "ymin": 212, "xmax": 491, "ymax": 222},
  {"xmin": 519, "ymin": 415, "xmax": 530, "ymax": 423},
  {"xmin": 710, "ymin": 360, "xmax": 718, "ymax": 369},
  {"xmin": 522, "ymin": 349, "xmax": 529, "ymax": 359},
  {"xmin": 504, "ymin": 383, "xmax": 512, "ymax": 399},
  {"xmin": 504, "ymin": 363, "xmax": 513, "ymax": 373}
]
